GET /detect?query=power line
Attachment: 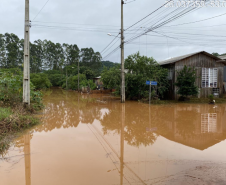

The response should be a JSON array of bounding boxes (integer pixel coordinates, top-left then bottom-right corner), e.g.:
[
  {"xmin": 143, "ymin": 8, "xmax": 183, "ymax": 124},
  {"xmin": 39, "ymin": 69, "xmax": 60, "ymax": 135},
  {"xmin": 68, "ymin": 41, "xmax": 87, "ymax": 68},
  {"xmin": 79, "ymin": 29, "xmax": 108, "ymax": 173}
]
[
  {"xmin": 33, "ymin": 0, "xmax": 51, "ymax": 21},
  {"xmin": 32, "ymin": 20, "xmax": 122, "ymax": 28},
  {"xmin": 100, "ymin": 35, "xmax": 119, "ymax": 54},
  {"xmin": 125, "ymin": 0, "xmax": 173, "ymax": 31},
  {"xmin": 101, "ymin": 37, "xmax": 120, "ymax": 56},
  {"xmin": 163, "ymin": 11, "xmax": 226, "ymax": 27}
]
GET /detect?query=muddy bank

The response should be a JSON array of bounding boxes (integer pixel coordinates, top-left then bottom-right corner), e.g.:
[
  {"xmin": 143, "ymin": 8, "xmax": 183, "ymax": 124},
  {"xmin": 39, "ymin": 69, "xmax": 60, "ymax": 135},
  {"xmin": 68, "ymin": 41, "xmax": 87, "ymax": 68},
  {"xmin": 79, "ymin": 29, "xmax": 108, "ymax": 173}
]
[{"xmin": 0, "ymin": 105, "xmax": 39, "ymax": 155}]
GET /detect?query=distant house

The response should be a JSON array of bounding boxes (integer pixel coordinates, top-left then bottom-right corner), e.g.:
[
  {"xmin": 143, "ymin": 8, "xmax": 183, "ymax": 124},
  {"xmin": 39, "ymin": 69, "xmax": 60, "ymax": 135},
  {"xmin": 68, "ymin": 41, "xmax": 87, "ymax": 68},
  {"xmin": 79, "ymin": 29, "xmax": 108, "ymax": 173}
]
[
  {"xmin": 219, "ymin": 55, "xmax": 226, "ymax": 84},
  {"xmin": 93, "ymin": 76, "xmax": 103, "ymax": 89},
  {"xmin": 158, "ymin": 51, "xmax": 226, "ymax": 100}
]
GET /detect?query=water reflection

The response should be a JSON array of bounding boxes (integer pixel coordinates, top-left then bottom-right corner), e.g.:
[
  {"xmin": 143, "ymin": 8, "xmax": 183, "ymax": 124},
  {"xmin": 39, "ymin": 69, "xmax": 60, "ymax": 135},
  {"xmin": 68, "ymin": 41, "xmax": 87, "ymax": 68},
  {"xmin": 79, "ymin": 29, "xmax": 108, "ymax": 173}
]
[
  {"xmin": 35, "ymin": 89, "xmax": 226, "ymax": 150},
  {"xmin": 24, "ymin": 134, "xmax": 31, "ymax": 185},
  {"xmin": 1, "ymin": 88, "xmax": 226, "ymax": 185}
]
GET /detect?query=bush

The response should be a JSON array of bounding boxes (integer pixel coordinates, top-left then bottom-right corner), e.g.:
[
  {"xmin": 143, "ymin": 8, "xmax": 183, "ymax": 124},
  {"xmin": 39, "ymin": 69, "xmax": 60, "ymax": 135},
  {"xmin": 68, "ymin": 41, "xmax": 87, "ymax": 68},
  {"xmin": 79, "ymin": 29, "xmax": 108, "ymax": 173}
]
[
  {"xmin": 30, "ymin": 73, "xmax": 52, "ymax": 89},
  {"xmin": 62, "ymin": 74, "xmax": 96, "ymax": 90},
  {"xmin": 48, "ymin": 74, "xmax": 64, "ymax": 86},
  {"xmin": 0, "ymin": 70, "xmax": 43, "ymax": 108},
  {"xmin": 175, "ymin": 65, "xmax": 198, "ymax": 99},
  {"xmin": 0, "ymin": 69, "xmax": 23, "ymax": 103}
]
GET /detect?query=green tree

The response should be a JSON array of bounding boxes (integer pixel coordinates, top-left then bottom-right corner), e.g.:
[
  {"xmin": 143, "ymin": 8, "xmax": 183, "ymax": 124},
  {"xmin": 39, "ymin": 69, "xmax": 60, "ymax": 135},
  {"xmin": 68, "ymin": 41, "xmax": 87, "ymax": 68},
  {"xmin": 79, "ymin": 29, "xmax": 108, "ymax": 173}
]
[
  {"xmin": 175, "ymin": 65, "xmax": 198, "ymax": 99},
  {"xmin": 30, "ymin": 73, "xmax": 52, "ymax": 89},
  {"xmin": 4, "ymin": 33, "xmax": 23, "ymax": 68},
  {"xmin": 80, "ymin": 48, "xmax": 102, "ymax": 75},
  {"xmin": 125, "ymin": 52, "xmax": 169, "ymax": 99},
  {"xmin": 101, "ymin": 66, "xmax": 121, "ymax": 90},
  {"xmin": 101, "ymin": 53, "xmax": 169, "ymax": 99}
]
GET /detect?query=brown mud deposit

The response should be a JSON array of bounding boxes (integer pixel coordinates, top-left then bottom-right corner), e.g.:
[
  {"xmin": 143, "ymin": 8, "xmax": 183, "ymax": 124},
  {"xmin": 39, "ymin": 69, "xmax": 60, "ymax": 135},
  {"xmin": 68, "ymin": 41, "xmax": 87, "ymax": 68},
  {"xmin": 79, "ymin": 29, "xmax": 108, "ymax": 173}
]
[{"xmin": 1, "ymin": 88, "xmax": 226, "ymax": 185}]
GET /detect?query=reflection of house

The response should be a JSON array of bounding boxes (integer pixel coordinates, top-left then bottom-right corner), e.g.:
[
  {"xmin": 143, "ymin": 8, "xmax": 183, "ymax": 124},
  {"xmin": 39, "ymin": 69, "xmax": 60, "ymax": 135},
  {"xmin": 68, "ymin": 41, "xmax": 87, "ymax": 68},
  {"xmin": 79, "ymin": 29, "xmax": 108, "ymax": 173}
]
[
  {"xmin": 159, "ymin": 105, "xmax": 226, "ymax": 150},
  {"xmin": 158, "ymin": 51, "xmax": 226, "ymax": 99},
  {"xmin": 201, "ymin": 113, "xmax": 217, "ymax": 133},
  {"xmin": 93, "ymin": 76, "xmax": 103, "ymax": 89}
]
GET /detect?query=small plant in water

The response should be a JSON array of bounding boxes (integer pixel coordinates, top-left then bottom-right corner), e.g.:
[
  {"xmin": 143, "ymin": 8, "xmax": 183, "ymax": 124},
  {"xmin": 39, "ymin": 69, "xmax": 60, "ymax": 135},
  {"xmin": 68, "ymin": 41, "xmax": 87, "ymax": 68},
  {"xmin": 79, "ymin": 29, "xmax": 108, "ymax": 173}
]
[{"xmin": 209, "ymin": 94, "xmax": 215, "ymax": 104}]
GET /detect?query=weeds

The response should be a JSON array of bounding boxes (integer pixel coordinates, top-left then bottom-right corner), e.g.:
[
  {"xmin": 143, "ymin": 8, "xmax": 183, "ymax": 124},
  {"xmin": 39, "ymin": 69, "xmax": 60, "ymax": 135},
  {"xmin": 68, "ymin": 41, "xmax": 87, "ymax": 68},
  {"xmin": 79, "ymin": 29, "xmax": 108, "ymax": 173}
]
[{"xmin": 0, "ymin": 106, "xmax": 40, "ymax": 154}]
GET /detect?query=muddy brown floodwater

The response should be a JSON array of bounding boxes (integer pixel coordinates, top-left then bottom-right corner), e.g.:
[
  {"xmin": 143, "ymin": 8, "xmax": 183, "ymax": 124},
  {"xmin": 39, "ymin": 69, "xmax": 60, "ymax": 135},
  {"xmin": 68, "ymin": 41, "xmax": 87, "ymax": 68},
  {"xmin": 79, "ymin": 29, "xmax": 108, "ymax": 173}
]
[{"xmin": 1, "ymin": 88, "xmax": 226, "ymax": 185}]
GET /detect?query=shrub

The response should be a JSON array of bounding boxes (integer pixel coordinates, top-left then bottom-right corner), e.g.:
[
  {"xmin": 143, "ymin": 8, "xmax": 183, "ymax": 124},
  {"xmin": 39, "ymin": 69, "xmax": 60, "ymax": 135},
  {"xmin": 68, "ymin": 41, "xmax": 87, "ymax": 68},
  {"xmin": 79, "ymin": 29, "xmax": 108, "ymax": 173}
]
[
  {"xmin": 0, "ymin": 69, "xmax": 43, "ymax": 108},
  {"xmin": 175, "ymin": 65, "xmax": 198, "ymax": 99},
  {"xmin": 62, "ymin": 74, "xmax": 96, "ymax": 90},
  {"xmin": 0, "ymin": 69, "xmax": 23, "ymax": 103},
  {"xmin": 48, "ymin": 74, "xmax": 64, "ymax": 86},
  {"xmin": 30, "ymin": 73, "xmax": 52, "ymax": 89}
]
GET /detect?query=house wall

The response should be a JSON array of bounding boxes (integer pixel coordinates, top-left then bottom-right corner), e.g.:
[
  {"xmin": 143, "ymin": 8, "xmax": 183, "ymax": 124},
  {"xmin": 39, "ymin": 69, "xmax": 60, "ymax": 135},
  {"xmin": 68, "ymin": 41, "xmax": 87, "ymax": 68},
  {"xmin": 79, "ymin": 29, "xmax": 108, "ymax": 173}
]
[
  {"xmin": 162, "ymin": 64, "xmax": 176, "ymax": 99},
  {"xmin": 174, "ymin": 53, "xmax": 224, "ymax": 99},
  {"xmin": 224, "ymin": 66, "xmax": 226, "ymax": 82}
]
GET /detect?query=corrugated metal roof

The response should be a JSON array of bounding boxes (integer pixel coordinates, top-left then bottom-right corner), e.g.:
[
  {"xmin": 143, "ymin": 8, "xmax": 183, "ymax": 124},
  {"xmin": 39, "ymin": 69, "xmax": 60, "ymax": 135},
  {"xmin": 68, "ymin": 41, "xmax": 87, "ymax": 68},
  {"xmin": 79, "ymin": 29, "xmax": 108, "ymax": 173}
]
[
  {"xmin": 158, "ymin": 51, "xmax": 221, "ymax": 65},
  {"xmin": 219, "ymin": 55, "xmax": 226, "ymax": 60}
]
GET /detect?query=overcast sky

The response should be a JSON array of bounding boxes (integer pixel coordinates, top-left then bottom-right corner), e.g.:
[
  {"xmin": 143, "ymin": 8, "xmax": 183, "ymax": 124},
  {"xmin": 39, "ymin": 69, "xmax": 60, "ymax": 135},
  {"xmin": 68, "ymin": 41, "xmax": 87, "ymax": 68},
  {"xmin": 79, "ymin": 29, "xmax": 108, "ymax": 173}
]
[{"xmin": 1, "ymin": 0, "xmax": 226, "ymax": 63}]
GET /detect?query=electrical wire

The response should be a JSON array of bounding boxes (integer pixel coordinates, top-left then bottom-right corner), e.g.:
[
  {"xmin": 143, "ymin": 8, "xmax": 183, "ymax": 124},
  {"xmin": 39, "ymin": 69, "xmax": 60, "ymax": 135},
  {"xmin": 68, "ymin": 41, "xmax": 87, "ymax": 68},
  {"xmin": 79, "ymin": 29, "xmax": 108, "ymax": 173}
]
[{"xmin": 33, "ymin": 0, "xmax": 51, "ymax": 21}]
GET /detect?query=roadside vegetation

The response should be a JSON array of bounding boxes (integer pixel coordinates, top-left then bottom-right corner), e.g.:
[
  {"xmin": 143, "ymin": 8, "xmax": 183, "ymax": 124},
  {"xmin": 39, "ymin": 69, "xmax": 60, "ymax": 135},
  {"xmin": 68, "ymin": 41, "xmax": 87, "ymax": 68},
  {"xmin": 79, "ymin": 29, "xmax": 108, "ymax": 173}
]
[
  {"xmin": 102, "ymin": 52, "xmax": 169, "ymax": 100},
  {"xmin": 0, "ymin": 68, "xmax": 43, "ymax": 154}
]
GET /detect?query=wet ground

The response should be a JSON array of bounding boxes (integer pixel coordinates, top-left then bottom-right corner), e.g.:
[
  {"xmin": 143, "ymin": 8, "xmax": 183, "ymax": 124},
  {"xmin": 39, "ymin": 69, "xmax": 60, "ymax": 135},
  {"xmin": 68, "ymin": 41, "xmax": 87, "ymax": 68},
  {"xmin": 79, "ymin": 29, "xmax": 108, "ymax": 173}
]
[{"xmin": 1, "ymin": 88, "xmax": 226, "ymax": 185}]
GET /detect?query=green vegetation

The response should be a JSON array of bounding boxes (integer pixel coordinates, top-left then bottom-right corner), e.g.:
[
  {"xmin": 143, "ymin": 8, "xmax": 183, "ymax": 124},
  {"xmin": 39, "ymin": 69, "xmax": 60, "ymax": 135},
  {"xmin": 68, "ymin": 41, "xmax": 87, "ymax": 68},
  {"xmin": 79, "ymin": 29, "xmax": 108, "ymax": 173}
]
[
  {"xmin": 101, "ymin": 52, "xmax": 169, "ymax": 100},
  {"xmin": 0, "ymin": 106, "xmax": 39, "ymax": 154},
  {"xmin": 62, "ymin": 74, "xmax": 96, "ymax": 90},
  {"xmin": 212, "ymin": 52, "xmax": 226, "ymax": 57},
  {"xmin": 175, "ymin": 65, "xmax": 198, "ymax": 100},
  {"xmin": 31, "ymin": 73, "xmax": 52, "ymax": 89},
  {"xmin": 0, "ymin": 69, "xmax": 42, "ymax": 155}
]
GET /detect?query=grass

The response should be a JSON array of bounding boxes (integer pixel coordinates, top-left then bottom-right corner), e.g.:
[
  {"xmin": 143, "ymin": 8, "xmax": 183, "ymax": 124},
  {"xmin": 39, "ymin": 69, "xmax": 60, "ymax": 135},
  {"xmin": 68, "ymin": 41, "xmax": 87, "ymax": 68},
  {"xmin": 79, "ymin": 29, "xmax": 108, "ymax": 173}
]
[
  {"xmin": 0, "ymin": 108, "xmax": 12, "ymax": 120},
  {"xmin": 0, "ymin": 106, "xmax": 40, "ymax": 155}
]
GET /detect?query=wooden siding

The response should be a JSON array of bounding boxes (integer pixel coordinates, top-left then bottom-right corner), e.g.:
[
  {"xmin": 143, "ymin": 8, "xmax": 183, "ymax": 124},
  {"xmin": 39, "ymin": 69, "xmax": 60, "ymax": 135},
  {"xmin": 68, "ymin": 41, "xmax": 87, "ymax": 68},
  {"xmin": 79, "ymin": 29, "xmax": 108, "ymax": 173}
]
[
  {"xmin": 163, "ymin": 53, "xmax": 225, "ymax": 99},
  {"xmin": 224, "ymin": 66, "xmax": 226, "ymax": 82},
  {"xmin": 162, "ymin": 64, "xmax": 175, "ymax": 99}
]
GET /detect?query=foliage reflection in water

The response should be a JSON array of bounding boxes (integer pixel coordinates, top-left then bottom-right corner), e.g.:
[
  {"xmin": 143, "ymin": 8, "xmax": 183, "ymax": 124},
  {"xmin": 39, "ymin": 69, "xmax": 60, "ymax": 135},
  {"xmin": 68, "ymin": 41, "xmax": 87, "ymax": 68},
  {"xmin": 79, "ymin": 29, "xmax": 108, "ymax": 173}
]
[{"xmin": 1, "ymin": 88, "xmax": 226, "ymax": 185}]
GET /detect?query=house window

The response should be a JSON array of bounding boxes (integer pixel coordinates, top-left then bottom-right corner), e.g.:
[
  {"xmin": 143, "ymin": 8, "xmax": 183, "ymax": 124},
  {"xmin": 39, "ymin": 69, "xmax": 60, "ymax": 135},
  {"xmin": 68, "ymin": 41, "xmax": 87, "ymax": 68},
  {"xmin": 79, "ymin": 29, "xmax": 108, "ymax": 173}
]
[
  {"xmin": 202, "ymin": 68, "xmax": 218, "ymax": 88},
  {"xmin": 201, "ymin": 113, "xmax": 217, "ymax": 133},
  {"xmin": 167, "ymin": 68, "xmax": 173, "ymax": 80}
]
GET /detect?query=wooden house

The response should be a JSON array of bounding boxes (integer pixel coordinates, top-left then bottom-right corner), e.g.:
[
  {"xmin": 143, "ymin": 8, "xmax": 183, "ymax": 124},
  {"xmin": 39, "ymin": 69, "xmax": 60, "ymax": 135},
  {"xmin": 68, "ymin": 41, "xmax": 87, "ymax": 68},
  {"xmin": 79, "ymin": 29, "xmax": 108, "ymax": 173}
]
[
  {"xmin": 219, "ymin": 55, "xmax": 226, "ymax": 90},
  {"xmin": 158, "ymin": 51, "xmax": 226, "ymax": 100},
  {"xmin": 93, "ymin": 76, "xmax": 103, "ymax": 89}
]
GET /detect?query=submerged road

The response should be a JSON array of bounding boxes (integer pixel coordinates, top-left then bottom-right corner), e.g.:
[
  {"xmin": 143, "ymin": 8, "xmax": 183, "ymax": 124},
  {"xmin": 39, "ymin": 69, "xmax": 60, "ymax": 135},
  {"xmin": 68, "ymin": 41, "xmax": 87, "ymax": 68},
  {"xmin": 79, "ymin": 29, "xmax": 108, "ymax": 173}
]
[{"xmin": 1, "ymin": 88, "xmax": 226, "ymax": 185}]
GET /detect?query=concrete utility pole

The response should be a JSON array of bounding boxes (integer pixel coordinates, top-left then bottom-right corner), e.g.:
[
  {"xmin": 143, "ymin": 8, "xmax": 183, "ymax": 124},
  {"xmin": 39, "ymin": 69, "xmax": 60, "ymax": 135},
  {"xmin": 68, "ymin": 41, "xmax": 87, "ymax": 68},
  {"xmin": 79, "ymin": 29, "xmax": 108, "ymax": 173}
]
[
  {"xmin": 121, "ymin": 0, "xmax": 125, "ymax": 103},
  {"xmin": 23, "ymin": 0, "xmax": 30, "ymax": 105},
  {"xmin": 66, "ymin": 65, "xmax": 68, "ymax": 89},
  {"xmin": 78, "ymin": 58, "xmax": 80, "ymax": 92}
]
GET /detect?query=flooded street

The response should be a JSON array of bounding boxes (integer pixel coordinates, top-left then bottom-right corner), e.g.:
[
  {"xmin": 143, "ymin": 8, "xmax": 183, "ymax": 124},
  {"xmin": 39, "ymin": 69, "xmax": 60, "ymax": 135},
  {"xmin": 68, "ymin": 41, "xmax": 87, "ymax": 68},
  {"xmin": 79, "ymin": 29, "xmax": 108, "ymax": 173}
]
[{"xmin": 1, "ymin": 88, "xmax": 226, "ymax": 185}]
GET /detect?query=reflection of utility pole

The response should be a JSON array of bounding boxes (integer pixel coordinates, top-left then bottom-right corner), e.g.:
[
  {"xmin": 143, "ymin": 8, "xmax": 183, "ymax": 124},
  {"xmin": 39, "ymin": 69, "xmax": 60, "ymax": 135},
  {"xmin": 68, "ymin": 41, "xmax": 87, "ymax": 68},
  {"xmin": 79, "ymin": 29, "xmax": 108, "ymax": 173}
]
[
  {"xmin": 120, "ymin": 104, "xmax": 125, "ymax": 185},
  {"xmin": 24, "ymin": 134, "xmax": 31, "ymax": 185}
]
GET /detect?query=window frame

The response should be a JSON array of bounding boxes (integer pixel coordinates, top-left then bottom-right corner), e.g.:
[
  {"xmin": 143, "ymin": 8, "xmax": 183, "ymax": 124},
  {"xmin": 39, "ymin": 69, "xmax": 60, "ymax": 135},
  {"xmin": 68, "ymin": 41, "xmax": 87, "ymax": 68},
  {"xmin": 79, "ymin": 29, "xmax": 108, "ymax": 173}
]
[{"xmin": 202, "ymin": 68, "xmax": 218, "ymax": 88}]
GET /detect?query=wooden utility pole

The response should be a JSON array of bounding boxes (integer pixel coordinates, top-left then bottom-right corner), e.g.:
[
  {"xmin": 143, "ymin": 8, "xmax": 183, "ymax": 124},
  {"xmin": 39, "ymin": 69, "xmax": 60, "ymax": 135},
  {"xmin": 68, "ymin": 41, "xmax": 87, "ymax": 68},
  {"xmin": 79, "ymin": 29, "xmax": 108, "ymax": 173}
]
[
  {"xmin": 121, "ymin": 0, "xmax": 125, "ymax": 103},
  {"xmin": 23, "ymin": 0, "xmax": 30, "ymax": 105}
]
